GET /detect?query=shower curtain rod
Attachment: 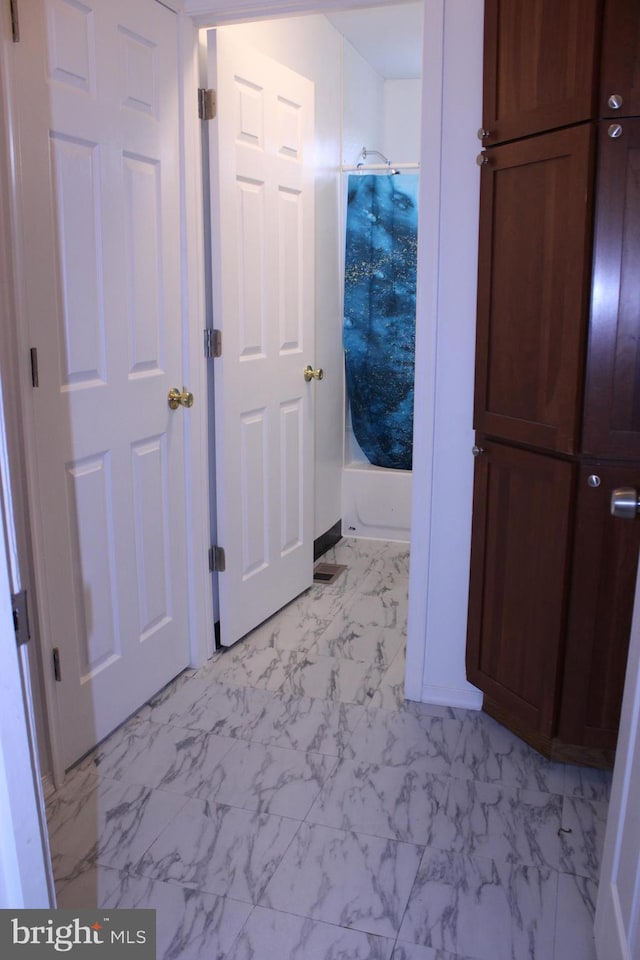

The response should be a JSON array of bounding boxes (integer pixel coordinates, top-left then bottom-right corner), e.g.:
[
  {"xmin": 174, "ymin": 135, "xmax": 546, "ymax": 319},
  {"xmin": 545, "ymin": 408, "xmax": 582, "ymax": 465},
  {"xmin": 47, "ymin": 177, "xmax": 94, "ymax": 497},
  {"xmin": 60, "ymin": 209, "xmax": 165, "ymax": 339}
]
[
  {"xmin": 342, "ymin": 147, "xmax": 419, "ymax": 174},
  {"xmin": 341, "ymin": 162, "xmax": 420, "ymax": 172},
  {"xmin": 340, "ymin": 147, "xmax": 420, "ymax": 176}
]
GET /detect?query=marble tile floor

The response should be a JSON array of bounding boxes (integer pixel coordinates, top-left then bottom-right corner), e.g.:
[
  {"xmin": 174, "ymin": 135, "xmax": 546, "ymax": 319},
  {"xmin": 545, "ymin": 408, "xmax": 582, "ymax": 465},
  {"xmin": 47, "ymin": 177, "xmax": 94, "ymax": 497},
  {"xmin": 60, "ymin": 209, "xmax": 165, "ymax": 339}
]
[{"xmin": 47, "ymin": 538, "xmax": 611, "ymax": 960}]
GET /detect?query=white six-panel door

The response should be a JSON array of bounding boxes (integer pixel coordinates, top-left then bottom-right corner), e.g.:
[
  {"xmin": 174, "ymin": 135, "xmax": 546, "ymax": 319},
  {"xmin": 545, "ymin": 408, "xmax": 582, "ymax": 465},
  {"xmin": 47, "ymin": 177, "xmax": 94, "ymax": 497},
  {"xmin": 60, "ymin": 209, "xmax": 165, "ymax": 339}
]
[
  {"xmin": 12, "ymin": 0, "xmax": 190, "ymax": 769},
  {"xmin": 207, "ymin": 30, "xmax": 316, "ymax": 646}
]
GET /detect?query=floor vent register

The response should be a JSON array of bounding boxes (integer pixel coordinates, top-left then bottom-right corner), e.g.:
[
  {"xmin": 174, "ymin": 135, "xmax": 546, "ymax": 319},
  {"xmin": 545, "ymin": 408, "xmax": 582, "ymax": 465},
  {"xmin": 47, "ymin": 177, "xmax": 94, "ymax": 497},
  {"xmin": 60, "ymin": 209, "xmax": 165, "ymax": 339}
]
[{"xmin": 313, "ymin": 563, "xmax": 347, "ymax": 585}]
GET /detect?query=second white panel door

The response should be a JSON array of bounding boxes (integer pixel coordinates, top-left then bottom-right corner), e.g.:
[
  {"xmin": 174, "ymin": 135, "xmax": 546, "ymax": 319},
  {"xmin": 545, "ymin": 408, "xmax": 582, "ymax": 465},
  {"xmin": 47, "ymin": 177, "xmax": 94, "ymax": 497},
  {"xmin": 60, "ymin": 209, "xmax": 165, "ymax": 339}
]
[{"xmin": 208, "ymin": 29, "xmax": 316, "ymax": 646}]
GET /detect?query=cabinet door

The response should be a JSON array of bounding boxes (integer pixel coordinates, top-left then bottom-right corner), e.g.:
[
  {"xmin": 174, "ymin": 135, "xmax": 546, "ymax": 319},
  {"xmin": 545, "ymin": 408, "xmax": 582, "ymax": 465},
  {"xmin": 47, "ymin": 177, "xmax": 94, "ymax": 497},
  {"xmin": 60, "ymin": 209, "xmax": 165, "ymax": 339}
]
[
  {"xmin": 557, "ymin": 463, "xmax": 640, "ymax": 750},
  {"xmin": 466, "ymin": 441, "xmax": 575, "ymax": 736},
  {"xmin": 582, "ymin": 120, "xmax": 640, "ymax": 458},
  {"xmin": 475, "ymin": 125, "xmax": 595, "ymax": 454},
  {"xmin": 600, "ymin": 0, "xmax": 640, "ymax": 119},
  {"xmin": 482, "ymin": 0, "xmax": 601, "ymax": 146}
]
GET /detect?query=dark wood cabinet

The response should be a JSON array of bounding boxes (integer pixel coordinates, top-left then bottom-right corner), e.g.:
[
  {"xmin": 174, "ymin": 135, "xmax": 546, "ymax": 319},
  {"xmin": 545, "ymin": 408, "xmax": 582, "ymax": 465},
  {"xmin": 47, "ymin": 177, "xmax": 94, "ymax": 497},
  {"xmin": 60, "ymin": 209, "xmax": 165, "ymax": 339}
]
[
  {"xmin": 467, "ymin": 441, "xmax": 574, "ymax": 737},
  {"xmin": 474, "ymin": 125, "xmax": 595, "ymax": 453},
  {"xmin": 600, "ymin": 0, "xmax": 640, "ymax": 119},
  {"xmin": 582, "ymin": 119, "xmax": 640, "ymax": 458},
  {"xmin": 469, "ymin": 1, "xmax": 640, "ymax": 765},
  {"xmin": 557, "ymin": 463, "xmax": 640, "ymax": 758},
  {"xmin": 481, "ymin": 0, "xmax": 601, "ymax": 146}
]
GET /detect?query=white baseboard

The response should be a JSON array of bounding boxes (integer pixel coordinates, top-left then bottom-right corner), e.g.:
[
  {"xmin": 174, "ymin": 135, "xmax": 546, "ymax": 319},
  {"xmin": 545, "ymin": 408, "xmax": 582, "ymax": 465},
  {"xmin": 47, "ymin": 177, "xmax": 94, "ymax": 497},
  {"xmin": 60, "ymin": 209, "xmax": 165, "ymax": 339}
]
[{"xmin": 419, "ymin": 682, "xmax": 483, "ymax": 712}]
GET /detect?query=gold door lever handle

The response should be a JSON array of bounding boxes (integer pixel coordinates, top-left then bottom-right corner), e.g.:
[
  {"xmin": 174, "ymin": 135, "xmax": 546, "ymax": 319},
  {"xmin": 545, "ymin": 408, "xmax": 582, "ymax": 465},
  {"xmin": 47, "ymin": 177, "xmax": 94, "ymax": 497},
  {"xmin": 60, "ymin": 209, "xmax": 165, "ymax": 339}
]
[
  {"xmin": 168, "ymin": 387, "xmax": 194, "ymax": 410},
  {"xmin": 304, "ymin": 365, "xmax": 324, "ymax": 382}
]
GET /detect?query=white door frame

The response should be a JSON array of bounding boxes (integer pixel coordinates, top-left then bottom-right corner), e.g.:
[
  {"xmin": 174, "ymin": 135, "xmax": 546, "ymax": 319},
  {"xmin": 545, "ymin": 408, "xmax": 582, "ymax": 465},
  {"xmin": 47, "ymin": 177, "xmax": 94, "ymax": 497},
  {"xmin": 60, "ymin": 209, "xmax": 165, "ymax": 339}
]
[
  {"xmin": 175, "ymin": 3, "xmax": 217, "ymax": 675},
  {"xmin": 184, "ymin": 0, "xmax": 416, "ymax": 24}
]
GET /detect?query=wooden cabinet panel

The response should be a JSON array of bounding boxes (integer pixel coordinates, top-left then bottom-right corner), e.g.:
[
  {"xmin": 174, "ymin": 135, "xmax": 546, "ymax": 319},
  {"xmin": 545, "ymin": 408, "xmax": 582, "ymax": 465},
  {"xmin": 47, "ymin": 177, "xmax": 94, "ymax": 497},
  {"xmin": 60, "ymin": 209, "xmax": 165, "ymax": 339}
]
[
  {"xmin": 474, "ymin": 125, "xmax": 595, "ymax": 454},
  {"xmin": 600, "ymin": 0, "xmax": 640, "ymax": 119},
  {"xmin": 582, "ymin": 120, "xmax": 640, "ymax": 458},
  {"xmin": 466, "ymin": 441, "xmax": 575, "ymax": 736},
  {"xmin": 482, "ymin": 0, "xmax": 601, "ymax": 145},
  {"xmin": 470, "ymin": 0, "xmax": 640, "ymax": 763},
  {"xmin": 557, "ymin": 463, "xmax": 640, "ymax": 749}
]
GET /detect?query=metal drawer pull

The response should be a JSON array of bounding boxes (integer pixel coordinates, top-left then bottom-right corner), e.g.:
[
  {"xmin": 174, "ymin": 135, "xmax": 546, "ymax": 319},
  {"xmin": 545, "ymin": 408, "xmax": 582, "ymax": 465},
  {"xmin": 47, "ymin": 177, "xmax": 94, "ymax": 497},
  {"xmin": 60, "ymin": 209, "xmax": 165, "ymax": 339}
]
[{"xmin": 611, "ymin": 487, "xmax": 640, "ymax": 520}]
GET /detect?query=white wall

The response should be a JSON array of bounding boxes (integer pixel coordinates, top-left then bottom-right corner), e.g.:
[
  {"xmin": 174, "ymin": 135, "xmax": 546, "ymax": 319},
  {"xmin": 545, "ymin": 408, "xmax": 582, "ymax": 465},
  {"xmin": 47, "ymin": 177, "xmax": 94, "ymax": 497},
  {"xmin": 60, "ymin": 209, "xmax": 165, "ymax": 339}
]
[
  {"xmin": 383, "ymin": 78, "xmax": 422, "ymax": 162},
  {"xmin": 221, "ymin": 16, "xmax": 344, "ymax": 541},
  {"xmin": 405, "ymin": 0, "xmax": 483, "ymax": 708},
  {"xmin": 341, "ymin": 40, "xmax": 384, "ymax": 166}
]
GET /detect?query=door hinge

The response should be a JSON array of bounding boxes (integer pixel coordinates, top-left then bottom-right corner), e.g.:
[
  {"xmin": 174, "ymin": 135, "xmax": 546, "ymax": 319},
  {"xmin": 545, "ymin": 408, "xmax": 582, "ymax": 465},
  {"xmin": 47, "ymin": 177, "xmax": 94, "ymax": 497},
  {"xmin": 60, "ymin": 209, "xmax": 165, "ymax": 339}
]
[
  {"xmin": 204, "ymin": 328, "xmax": 222, "ymax": 359},
  {"xmin": 30, "ymin": 347, "xmax": 39, "ymax": 387},
  {"xmin": 198, "ymin": 88, "xmax": 216, "ymax": 121},
  {"xmin": 9, "ymin": 0, "xmax": 19, "ymax": 43},
  {"xmin": 52, "ymin": 646, "xmax": 62, "ymax": 682},
  {"xmin": 209, "ymin": 545, "xmax": 226, "ymax": 572},
  {"xmin": 11, "ymin": 589, "xmax": 30, "ymax": 647}
]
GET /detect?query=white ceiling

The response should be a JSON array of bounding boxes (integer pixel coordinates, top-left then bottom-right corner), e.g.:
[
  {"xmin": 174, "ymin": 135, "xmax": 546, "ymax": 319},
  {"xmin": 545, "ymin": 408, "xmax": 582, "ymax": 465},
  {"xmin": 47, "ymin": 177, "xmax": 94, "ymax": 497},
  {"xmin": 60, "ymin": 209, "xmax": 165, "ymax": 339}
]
[{"xmin": 326, "ymin": 2, "xmax": 424, "ymax": 80}]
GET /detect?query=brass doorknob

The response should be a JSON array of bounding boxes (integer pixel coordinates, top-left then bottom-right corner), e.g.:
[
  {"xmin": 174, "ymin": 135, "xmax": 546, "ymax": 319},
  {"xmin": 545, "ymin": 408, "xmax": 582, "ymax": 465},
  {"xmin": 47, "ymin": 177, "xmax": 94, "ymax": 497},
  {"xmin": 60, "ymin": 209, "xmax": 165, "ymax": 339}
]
[
  {"xmin": 168, "ymin": 387, "xmax": 194, "ymax": 410},
  {"xmin": 304, "ymin": 365, "xmax": 324, "ymax": 382}
]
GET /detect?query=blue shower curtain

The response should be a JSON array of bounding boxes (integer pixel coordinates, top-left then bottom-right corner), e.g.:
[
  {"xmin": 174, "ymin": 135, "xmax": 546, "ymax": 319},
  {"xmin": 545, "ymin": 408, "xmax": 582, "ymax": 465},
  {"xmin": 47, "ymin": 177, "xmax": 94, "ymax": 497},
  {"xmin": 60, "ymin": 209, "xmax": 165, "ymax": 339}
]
[{"xmin": 343, "ymin": 174, "xmax": 418, "ymax": 471}]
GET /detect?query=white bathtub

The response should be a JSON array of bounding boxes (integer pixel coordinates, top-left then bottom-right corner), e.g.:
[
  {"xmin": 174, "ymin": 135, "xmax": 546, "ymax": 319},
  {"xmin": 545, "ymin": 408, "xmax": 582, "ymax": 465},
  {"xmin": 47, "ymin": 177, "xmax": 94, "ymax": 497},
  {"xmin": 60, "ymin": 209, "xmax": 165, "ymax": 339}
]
[{"xmin": 342, "ymin": 461, "xmax": 412, "ymax": 542}]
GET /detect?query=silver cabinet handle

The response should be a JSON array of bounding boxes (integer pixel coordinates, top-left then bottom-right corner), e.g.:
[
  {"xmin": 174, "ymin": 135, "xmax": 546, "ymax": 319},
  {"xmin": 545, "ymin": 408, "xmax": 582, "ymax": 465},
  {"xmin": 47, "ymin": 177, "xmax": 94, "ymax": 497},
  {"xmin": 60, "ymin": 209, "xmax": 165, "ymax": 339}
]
[
  {"xmin": 608, "ymin": 94, "xmax": 623, "ymax": 110},
  {"xmin": 611, "ymin": 487, "xmax": 640, "ymax": 520}
]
